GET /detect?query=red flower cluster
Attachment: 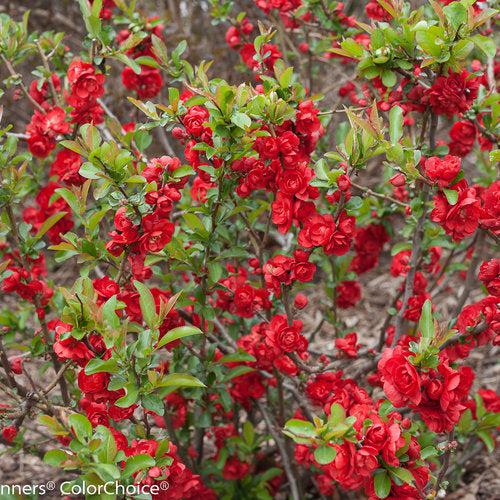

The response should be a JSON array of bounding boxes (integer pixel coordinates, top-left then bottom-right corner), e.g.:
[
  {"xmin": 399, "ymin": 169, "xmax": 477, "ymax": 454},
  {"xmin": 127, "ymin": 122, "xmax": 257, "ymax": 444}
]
[
  {"xmin": 49, "ymin": 150, "xmax": 85, "ymax": 186},
  {"xmin": 216, "ymin": 264, "xmax": 271, "ymax": 318},
  {"xmin": 263, "ymin": 250, "xmax": 316, "ymax": 296},
  {"xmin": 424, "ymin": 155, "xmax": 461, "ymax": 188},
  {"xmin": 427, "ymin": 70, "xmax": 479, "ymax": 118},
  {"xmin": 479, "ymin": 259, "xmax": 500, "ymax": 297},
  {"xmin": 105, "ymin": 157, "xmax": 182, "ymax": 274},
  {"xmin": 119, "ymin": 21, "xmax": 164, "ymax": 98},
  {"xmin": 379, "ymin": 347, "xmax": 475, "ymax": 432},
  {"xmin": 298, "ymin": 211, "xmax": 355, "ymax": 256},
  {"xmin": 430, "ymin": 180, "xmax": 481, "ymax": 241},
  {"xmin": 336, "ymin": 332, "xmax": 360, "ymax": 358},
  {"xmin": 237, "ymin": 315, "xmax": 308, "ymax": 378},
  {"xmin": 350, "ymin": 223, "xmax": 389, "ymax": 274},
  {"xmin": 298, "ymin": 371, "xmax": 428, "ymax": 498},
  {"xmin": 23, "ymin": 182, "xmax": 74, "ymax": 243},
  {"xmin": 66, "ymin": 60, "xmax": 105, "ymax": 124},
  {"xmin": 336, "ymin": 280, "xmax": 362, "ymax": 309},
  {"xmin": 448, "ymin": 120, "xmax": 477, "ymax": 157},
  {"xmin": 124, "ymin": 439, "xmax": 215, "ymax": 499},
  {"xmin": 26, "ymin": 107, "xmax": 69, "ymax": 158},
  {"xmin": 365, "ymin": 1, "xmax": 392, "ymax": 21}
]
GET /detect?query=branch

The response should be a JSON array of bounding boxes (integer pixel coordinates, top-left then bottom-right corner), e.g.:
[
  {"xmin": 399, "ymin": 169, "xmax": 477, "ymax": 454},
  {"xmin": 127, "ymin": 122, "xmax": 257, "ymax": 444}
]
[
  {"xmin": 1, "ymin": 54, "xmax": 45, "ymax": 113},
  {"xmin": 256, "ymin": 400, "xmax": 301, "ymax": 500}
]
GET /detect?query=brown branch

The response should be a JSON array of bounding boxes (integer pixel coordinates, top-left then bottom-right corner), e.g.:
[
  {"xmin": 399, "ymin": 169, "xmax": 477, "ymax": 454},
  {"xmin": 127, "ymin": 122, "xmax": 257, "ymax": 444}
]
[
  {"xmin": 392, "ymin": 185, "xmax": 429, "ymax": 345},
  {"xmin": 0, "ymin": 54, "xmax": 45, "ymax": 113},
  {"xmin": 453, "ymin": 231, "xmax": 485, "ymax": 317},
  {"xmin": 256, "ymin": 400, "xmax": 301, "ymax": 500}
]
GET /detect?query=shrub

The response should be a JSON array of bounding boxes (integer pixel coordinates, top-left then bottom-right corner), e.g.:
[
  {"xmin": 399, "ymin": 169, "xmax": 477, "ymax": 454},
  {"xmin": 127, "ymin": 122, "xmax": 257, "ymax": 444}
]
[{"xmin": 0, "ymin": 1, "xmax": 498, "ymax": 499}]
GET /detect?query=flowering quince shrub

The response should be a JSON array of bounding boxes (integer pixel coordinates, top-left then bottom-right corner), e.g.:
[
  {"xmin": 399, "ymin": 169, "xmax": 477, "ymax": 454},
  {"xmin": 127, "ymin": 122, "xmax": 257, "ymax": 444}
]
[{"xmin": 0, "ymin": 0, "xmax": 499, "ymax": 499}]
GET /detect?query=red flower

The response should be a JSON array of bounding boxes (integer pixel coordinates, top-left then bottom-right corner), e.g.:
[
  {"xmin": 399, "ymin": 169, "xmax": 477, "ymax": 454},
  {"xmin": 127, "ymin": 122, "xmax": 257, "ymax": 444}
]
[
  {"xmin": 240, "ymin": 42, "xmax": 281, "ymax": 71},
  {"xmin": 378, "ymin": 347, "xmax": 422, "ymax": 407},
  {"xmin": 78, "ymin": 370, "xmax": 110, "ymax": 394},
  {"xmin": 448, "ymin": 120, "xmax": 476, "ymax": 157},
  {"xmin": 479, "ymin": 259, "xmax": 500, "ymax": 297},
  {"xmin": 365, "ymin": 1, "xmax": 392, "ymax": 21},
  {"xmin": 390, "ymin": 250, "xmax": 411, "ymax": 277},
  {"xmin": 336, "ymin": 280, "xmax": 361, "ymax": 309},
  {"xmin": 292, "ymin": 261, "xmax": 315, "ymax": 282},
  {"xmin": 430, "ymin": 180, "xmax": 481, "ymax": 241},
  {"xmin": 478, "ymin": 180, "xmax": 500, "ymax": 235},
  {"xmin": 29, "ymin": 75, "xmax": 61, "ymax": 106},
  {"xmin": 294, "ymin": 293, "xmax": 308, "ymax": 309},
  {"xmin": 9, "ymin": 357, "xmax": 23, "ymax": 374},
  {"xmin": 50, "ymin": 150, "xmax": 84, "ymax": 186},
  {"xmin": 427, "ymin": 70, "xmax": 479, "ymax": 118},
  {"xmin": 53, "ymin": 322, "xmax": 94, "ymax": 366},
  {"xmin": 67, "ymin": 60, "xmax": 105, "ymax": 103},
  {"xmin": 222, "ymin": 456, "xmax": 250, "ymax": 480},
  {"xmin": 415, "ymin": 363, "xmax": 474, "ymax": 433},
  {"xmin": 26, "ymin": 107, "xmax": 70, "ymax": 158},
  {"xmin": 121, "ymin": 66, "xmax": 163, "ymax": 99},
  {"xmin": 478, "ymin": 388, "xmax": 500, "ymax": 413},
  {"xmin": 139, "ymin": 214, "xmax": 174, "ymax": 254},
  {"xmin": 2, "ymin": 425, "xmax": 17, "ymax": 443},
  {"xmin": 336, "ymin": 332, "xmax": 359, "ymax": 358},
  {"xmin": 265, "ymin": 314, "xmax": 305, "ymax": 353},
  {"xmin": 182, "ymin": 105, "xmax": 210, "ymax": 137},
  {"xmin": 424, "ymin": 155, "xmax": 461, "ymax": 188}
]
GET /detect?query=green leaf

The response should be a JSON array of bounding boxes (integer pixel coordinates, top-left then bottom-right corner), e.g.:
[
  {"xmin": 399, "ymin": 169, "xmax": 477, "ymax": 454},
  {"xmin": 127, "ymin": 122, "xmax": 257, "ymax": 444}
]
[
  {"xmin": 389, "ymin": 466, "xmax": 414, "ymax": 485},
  {"xmin": 283, "ymin": 419, "xmax": 316, "ymax": 438},
  {"xmin": 182, "ymin": 213, "xmax": 209, "ymax": 238},
  {"xmin": 115, "ymin": 53, "xmax": 141, "ymax": 74},
  {"xmin": 223, "ymin": 365, "xmax": 254, "ymax": 381},
  {"xmin": 443, "ymin": 2, "xmax": 468, "ymax": 31},
  {"xmin": 443, "ymin": 188, "xmax": 458, "ymax": 205},
  {"xmin": 416, "ymin": 27, "xmax": 444, "ymax": 57},
  {"xmin": 231, "ymin": 112, "xmax": 252, "ymax": 129},
  {"xmin": 341, "ymin": 39, "xmax": 364, "ymax": 58},
  {"xmin": 219, "ymin": 350, "xmax": 256, "ymax": 363},
  {"xmin": 33, "ymin": 212, "xmax": 67, "ymax": 242},
  {"xmin": 55, "ymin": 188, "xmax": 80, "ymax": 215},
  {"xmin": 134, "ymin": 280, "xmax": 156, "ymax": 329},
  {"xmin": 328, "ymin": 403, "xmax": 346, "ymax": 424},
  {"xmin": 314, "ymin": 445, "xmax": 337, "ymax": 465},
  {"xmin": 44, "ymin": 449, "xmax": 68, "ymax": 466},
  {"xmin": 391, "ymin": 242, "xmax": 411, "ymax": 256},
  {"xmin": 156, "ymin": 325, "xmax": 203, "ymax": 349},
  {"xmin": 389, "ymin": 106, "xmax": 404, "ymax": 144},
  {"xmin": 122, "ymin": 454, "xmax": 155, "ymax": 478},
  {"xmin": 157, "ymin": 373, "xmax": 206, "ymax": 388},
  {"xmin": 151, "ymin": 34, "xmax": 169, "ymax": 65},
  {"xmin": 142, "ymin": 394, "xmax": 164, "ymax": 415},
  {"xmin": 114, "ymin": 382, "xmax": 138, "ymax": 407},
  {"xmin": 85, "ymin": 358, "xmax": 119, "ymax": 375},
  {"xmin": 134, "ymin": 130, "xmax": 152, "ymax": 152},
  {"xmin": 79, "ymin": 162, "xmax": 101, "ymax": 180},
  {"xmin": 472, "ymin": 34, "xmax": 496, "ymax": 57},
  {"xmin": 418, "ymin": 299, "xmax": 434, "ymax": 339},
  {"xmin": 374, "ymin": 470, "xmax": 391, "ymax": 499},
  {"xmin": 477, "ymin": 430, "xmax": 495, "ymax": 453},
  {"xmin": 102, "ymin": 295, "xmax": 120, "ymax": 334},
  {"xmin": 242, "ymin": 421, "xmax": 255, "ymax": 444},
  {"xmin": 457, "ymin": 408, "xmax": 474, "ymax": 433},
  {"xmin": 68, "ymin": 413, "xmax": 92, "ymax": 442},
  {"xmin": 278, "ymin": 66, "xmax": 294, "ymax": 87},
  {"xmin": 420, "ymin": 446, "xmax": 438, "ymax": 460},
  {"xmin": 381, "ymin": 70, "xmax": 397, "ymax": 88},
  {"xmin": 95, "ymin": 425, "xmax": 118, "ymax": 463}
]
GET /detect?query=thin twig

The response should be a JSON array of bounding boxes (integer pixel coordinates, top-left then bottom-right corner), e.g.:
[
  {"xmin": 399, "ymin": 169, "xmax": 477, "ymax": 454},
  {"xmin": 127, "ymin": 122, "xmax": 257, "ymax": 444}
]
[{"xmin": 256, "ymin": 400, "xmax": 301, "ymax": 500}]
